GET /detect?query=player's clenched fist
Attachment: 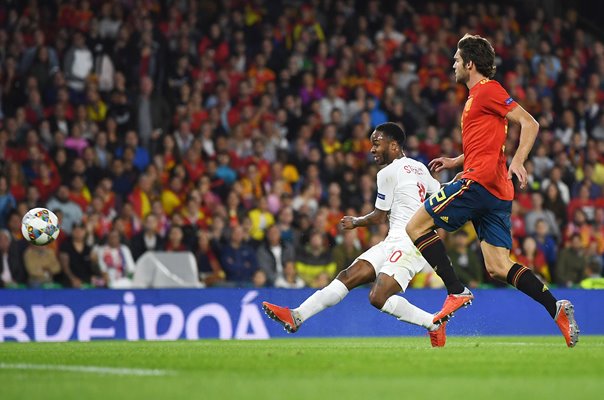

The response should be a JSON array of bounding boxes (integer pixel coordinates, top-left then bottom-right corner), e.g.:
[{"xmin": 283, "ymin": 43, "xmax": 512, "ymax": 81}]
[{"xmin": 340, "ymin": 216, "xmax": 358, "ymax": 230}]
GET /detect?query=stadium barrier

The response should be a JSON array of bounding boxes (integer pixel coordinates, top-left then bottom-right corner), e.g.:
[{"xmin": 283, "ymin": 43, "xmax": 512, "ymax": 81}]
[{"xmin": 0, "ymin": 288, "xmax": 602, "ymax": 342}]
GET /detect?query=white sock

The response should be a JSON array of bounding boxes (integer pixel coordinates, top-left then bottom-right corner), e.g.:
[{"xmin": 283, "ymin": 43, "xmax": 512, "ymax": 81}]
[
  {"xmin": 381, "ymin": 295, "xmax": 437, "ymax": 330},
  {"xmin": 293, "ymin": 279, "xmax": 349, "ymax": 324}
]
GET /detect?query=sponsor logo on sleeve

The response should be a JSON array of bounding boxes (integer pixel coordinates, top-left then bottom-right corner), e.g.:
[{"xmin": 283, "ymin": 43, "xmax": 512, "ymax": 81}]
[
  {"xmin": 505, "ymin": 97, "xmax": 514, "ymax": 105},
  {"xmin": 377, "ymin": 193, "xmax": 386, "ymax": 200}
]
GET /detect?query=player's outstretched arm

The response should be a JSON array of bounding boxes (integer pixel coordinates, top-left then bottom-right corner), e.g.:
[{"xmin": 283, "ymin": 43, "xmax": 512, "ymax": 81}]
[
  {"xmin": 428, "ymin": 154, "xmax": 464, "ymax": 173},
  {"xmin": 341, "ymin": 209, "xmax": 388, "ymax": 230},
  {"xmin": 505, "ymin": 104, "xmax": 539, "ymax": 189}
]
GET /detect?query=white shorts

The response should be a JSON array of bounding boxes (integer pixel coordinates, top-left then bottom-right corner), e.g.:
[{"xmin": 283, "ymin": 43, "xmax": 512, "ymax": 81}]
[{"xmin": 355, "ymin": 235, "xmax": 429, "ymax": 292}]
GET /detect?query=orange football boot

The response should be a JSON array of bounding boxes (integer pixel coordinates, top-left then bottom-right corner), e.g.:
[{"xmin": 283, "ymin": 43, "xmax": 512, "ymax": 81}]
[
  {"xmin": 429, "ymin": 321, "xmax": 447, "ymax": 348},
  {"xmin": 555, "ymin": 300, "xmax": 579, "ymax": 347},
  {"xmin": 262, "ymin": 302, "xmax": 299, "ymax": 333},
  {"xmin": 433, "ymin": 290, "xmax": 474, "ymax": 324}
]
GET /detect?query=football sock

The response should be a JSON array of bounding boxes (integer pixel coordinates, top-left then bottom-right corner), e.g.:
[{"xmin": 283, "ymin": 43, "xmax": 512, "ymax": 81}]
[
  {"xmin": 381, "ymin": 295, "xmax": 436, "ymax": 330},
  {"xmin": 293, "ymin": 279, "xmax": 349, "ymax": 324},
  {"xmin": 506, "ymin": 263, "xmax": 557, "ymax": 318},
  {"xmin": 414, "ymin": 231, "xmax": 465, "ymax": 294}
]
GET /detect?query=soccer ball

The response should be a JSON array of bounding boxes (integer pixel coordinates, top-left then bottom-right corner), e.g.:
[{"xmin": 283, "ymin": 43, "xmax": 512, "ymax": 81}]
[{"xmin": 21, "ymin": 208, "xmax": 61, "ymax": 246}]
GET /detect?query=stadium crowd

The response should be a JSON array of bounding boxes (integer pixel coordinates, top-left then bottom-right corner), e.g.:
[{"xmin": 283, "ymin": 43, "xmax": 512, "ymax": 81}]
[{"xmin": 0, "ymin": 0, "xmax": 603, "ymax": 290}]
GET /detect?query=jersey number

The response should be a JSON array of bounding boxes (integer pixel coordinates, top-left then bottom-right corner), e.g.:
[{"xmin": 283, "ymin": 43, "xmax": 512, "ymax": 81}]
[
  {"xmin": 417, "ymin": 182, "xmax": 426, "ymax": 202},
  {"xmin": 428, "ymin": 188, "xmax": 447, "ymax": 206}
]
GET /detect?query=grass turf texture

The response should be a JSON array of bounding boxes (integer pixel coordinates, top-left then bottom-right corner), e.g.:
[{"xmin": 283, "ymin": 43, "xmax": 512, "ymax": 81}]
[{"xmin": 2, "ymin": 337, "xmax": 603, "ymax": 400}]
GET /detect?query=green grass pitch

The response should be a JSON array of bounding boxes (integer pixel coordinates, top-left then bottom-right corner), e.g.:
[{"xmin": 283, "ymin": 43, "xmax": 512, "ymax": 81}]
[{"xmin": 2, "ymin": 337, "xmax": 603, "ymax": 400}]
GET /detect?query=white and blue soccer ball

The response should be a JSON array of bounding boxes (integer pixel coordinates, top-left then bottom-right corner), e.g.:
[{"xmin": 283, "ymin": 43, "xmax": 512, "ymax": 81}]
[{"xmin": 21, "ymin": 208, "xmax": 61, "ymax": 246}]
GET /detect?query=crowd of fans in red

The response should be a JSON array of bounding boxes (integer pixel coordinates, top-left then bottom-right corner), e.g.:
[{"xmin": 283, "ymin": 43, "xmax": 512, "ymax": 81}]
[{"xmin": 0, "ymin": 0, "xmax": 603, "ymax": 289}]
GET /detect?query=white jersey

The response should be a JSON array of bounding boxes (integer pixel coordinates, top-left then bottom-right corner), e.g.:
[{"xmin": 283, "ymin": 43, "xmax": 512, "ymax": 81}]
[{"xmin": 374, "ymin": 157, "xmax": 440, "ymax": 237}]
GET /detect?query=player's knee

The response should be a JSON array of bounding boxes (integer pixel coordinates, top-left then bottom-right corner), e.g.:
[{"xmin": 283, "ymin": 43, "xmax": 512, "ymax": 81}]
[
  {"xmin": 368, "ymin": 290, "xmax": 387, "ymax": 309},
  {"xmin": 335, "ymin": 269, "xmax": 353, "ymax": 288},
  {"xmin": 405, "ymin": 224, "xmax": 420, "ymax": 241},
  {"xmin": 485, "ymin": 264, "xmax": 507, "ymax": 282}
]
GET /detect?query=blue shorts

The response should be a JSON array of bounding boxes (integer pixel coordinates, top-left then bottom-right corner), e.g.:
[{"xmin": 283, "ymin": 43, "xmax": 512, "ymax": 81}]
[{"xmin": 424, "ymin": 179, "xmax": 513, "ymax": 249}]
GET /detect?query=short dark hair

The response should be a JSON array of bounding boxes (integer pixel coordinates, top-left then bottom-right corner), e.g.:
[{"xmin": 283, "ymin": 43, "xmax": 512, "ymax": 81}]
[
  {"xmin": 458, "ymin": 34, "xmax": 496, "ymax": 79},
  {"xmin": 374, "ymin": 122, "xmax": 406, "ymax": 148}
]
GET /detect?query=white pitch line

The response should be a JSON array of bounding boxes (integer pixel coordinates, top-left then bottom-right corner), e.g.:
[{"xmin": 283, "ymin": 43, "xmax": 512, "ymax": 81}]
[{"xmin": 0, "ymin": 363, "xmax": 173, "ymax": 376}]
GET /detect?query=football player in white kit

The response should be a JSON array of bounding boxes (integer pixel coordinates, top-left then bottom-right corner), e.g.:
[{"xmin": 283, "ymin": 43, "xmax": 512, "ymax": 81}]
[{"xmin": 263, "ymin": 122, "xmax": 448, "ymax": 347}]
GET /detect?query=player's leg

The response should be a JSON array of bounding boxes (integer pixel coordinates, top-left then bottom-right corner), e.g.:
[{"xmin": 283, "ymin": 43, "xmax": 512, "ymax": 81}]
[
  {"xmin": 406, "ymin": 182, "xmax": 468, "ymax": 296},
  {"xmin": 293, "ymin": 259, "xmax": 375, "ymax": 323},
  {"xmin": 369, "ymin": 272, "xmax": 436, "ymax": 329},
  {"xmin": 480, "ymin": 241, "xmax": 579, "ymax": 347},
  {"xmin": 477, "ymin": 194, "xmax": 579, "ymax": 347},
  {"xmin": 262, "ymin": 258, "xmax": 376, "ymax": 333},
  {"xmin": 370, "ymin": 265, "xmax": 446, "ymax": 347},
  {"xmin": 406, "ymin": 181, "xmax": 475, "ymax": 323}
]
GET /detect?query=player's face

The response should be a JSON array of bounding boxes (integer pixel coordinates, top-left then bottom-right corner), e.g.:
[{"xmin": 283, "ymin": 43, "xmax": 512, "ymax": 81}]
[
  {"xmin": 453, "ymin": 49, "xmax": 469, "ymax": 84},
  {"xmin": 370, "ymin": 131, "xmax": 391, "ymax": 166}
]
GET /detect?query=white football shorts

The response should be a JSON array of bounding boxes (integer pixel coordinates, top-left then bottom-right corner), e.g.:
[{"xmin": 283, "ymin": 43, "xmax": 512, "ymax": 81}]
[{"xmin": 355, "ymin": 234, "xmax": 429, "ymax": 292}]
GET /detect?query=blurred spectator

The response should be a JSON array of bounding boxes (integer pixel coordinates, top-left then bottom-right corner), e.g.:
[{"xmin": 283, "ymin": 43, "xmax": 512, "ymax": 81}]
[
  {"xmin": 115, "ymin": 131, "xmax": 151, "ymax": 172},
  {"xmin": 533, "ymin": 219, "xmax": 559, "ymax": 274},
  {"xmin": 0, "ymin": 176, "xmax": 16, "ymax": 229},
  {"xmin": 274, "ymin": 262, "xmax": 306, "ymax": 289},
  {"xmin": 541, "ymin": 166, "xmax": 570, "ymax": 204},
  {"xmin": 256, "ymin": 224, "xmax": 296, "ymax": 285},
  {"xmin": 252, "ymin": 269, "xmax": 268, "ymax": 288},
  {"xmin": 531, "ymin": 39, "xmax": 562, "ymax": 82},
  {"xmin": 405, "ymin": 135, "xmax": 429, "ymax": 166},
  {"xmin": 58, "ymin": 223, "xmax": 101, "ymax": 288},
  {"xmin": 128, "ymin": 174, "xmax": 152, "ymax": 220},
  {"xmin": 332, "ymin": 229, "xmax": 363, "ymax": 274},
  {"xmin": 276, "ymin": 205, "xmax": 300, "ymax": 247},
  {"xmin": 512, "ymin": 237, "xmax": 551, "ymax": 283},
  {"xmin": 585, "ymin": 240, "xmax": 604, "ymax": 274},
  {"xmin": 320, "ymin": 84, "xmax": 347, "ymax": 123},
  {"xmin": 248, "ymin": 196, "xmax": 275, "ymax": 243},
  {"xmin": 219, "ymin": 225, "xmax": 258, "ymax": 285},
  {"xmin": 583, "ymin": 147, "xmax": 604, "ymax": 186},
  {"xmin": 594, "ymin": 209, "xmax": 604, "ymax": 254},
  {"xmin": 564, "ymin": 209, "xmax": 594, "ymax": 248},
  {"xmin": 295, "ymin": 230, "xmax": 336, "ymax": 287},
  {"xmin": 69, "ymin": 174, "xmax": 91, "ymax": 212},
  {"xmin": 542, "ymin": 183, "xmax": 567, "ymax": 232},
  {"xmin": 1, "ymin": 228, "xmax": 27, "ymax": 288},
  {"xmin": 448, "ymin": 230, "xmax": 483, "ymax": 288},
  {"xmin": 136, "ymin": 76, "xmax": 171, "ymax": 151},
  {"xmin": 573, "ymin": 163, "xmax": 603, "ymax": 200},
  {"xmin": 580, "ymin": 260, "xmax": 604, "ymax": 289},
  {"xmin": 20, "ymin": 29, "xmax": 59, "ymax": 81},
  {"xmin": 46, "ymin": 185, "xmax": 83, "ymax": 235},
  {"xmin": 525, "ymin": 191, "xmax": 560, "ymax": 239},
  {"xmin": 24, "ymin": 244, "xmax": 61, "ymax": 287},
  {"xmin": 531, "ymin": 144, "xmax": 555, "ymax": 181},
  {"xmin": 195, "ymin": 230, "xmax": 225, "ymax": 287},
  {"xmin": 160, "ymin": 175, "xmax": 184, "ymax": 216},
  {"xmin": 292, "ymin": 181, "xmax": 319, "ymax": 217},
  {"xmin": 164, "ymin": 225, "xmax": 189, "ymax": 252},
  {"xmin": 567, "ymin": 184, "xmax": 604, "ymax": 223},
  {"xmin": 130, "ymin": 214, "xmax": 164, "ymax": 261},
  {"xmin": 63, "ymin": 31, "xmax": 93, "ymax": 99},
  {"xmin": 95, "ymin": 229, "xmax": 136, "ymax": 288},
  {"xmin": 556, "ymin": 234, "xmax": 587, "ymax": 287},
  {"xmin": 510, "ymin": 200, "xmax": 526, "ymax": 240}
]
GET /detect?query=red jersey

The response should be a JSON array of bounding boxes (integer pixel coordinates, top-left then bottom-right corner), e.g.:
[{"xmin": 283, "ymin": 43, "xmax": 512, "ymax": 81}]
[{"xmin": 461, "ymin": 79, "xmax": 517, "ymax": 200}]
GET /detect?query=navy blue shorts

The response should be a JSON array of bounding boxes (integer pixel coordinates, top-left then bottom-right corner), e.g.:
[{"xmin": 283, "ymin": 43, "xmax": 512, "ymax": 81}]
[{"xmin": 424, "ymin": 179, "xmax": 513, "ymax": 249}]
